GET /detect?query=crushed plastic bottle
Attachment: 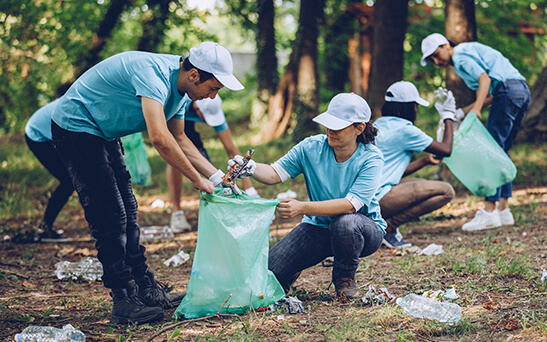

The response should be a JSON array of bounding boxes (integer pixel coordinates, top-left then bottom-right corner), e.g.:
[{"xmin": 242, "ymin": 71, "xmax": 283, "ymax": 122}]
[
  {"xmin": 396, "ymin": 293, "xmax": 462, "ymax": 324},
  {"xmin": 54, "ymin": 257, "xmax": 103, "ymax": 282},
  {"xmin": 14, "ymin": 324, "xmax": 85, "ymax": 342},
  {"xmin": 139, "ymin": 226, "xmax": 175, "ymax": 242}
]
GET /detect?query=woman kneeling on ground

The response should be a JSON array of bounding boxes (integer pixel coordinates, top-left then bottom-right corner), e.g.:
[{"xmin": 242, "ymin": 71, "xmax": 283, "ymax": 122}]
[
  {"xmin": 374, "ymin": 81, "xmax": 456, "ymax": 248},
  {"xmin": 234, "ymin": 93, "xmax": 386, "ymax": 299}
]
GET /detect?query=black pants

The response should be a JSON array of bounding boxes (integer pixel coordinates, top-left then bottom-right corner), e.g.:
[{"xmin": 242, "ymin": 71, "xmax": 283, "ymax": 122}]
[
  {"xmin": 25, "ymin": 134, "xmax": 74, "ymax": 228},
  {"xmin": 51, "ymin": 122, "xmax": 148, "ymax": 288},
  {"xmin": 184, "ymin": 120, "xmax": 211, "ymax": 161}
]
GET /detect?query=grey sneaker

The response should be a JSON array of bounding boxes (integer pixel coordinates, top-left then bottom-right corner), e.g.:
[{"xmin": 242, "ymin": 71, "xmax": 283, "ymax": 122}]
[
  {"xmin": 170, "ymin": 210, "xmax": 191, "ymax": 233},
  {"xmin": 334, "ymin": 277, "xmax": 359, "ymax": 299},
  {"xmin": 462, "ymin": 209, "xmax": 502, "ymax": 231},
  {"xmin": 497, "ymin": 208, "xmax": 515, "ymax": 225}
]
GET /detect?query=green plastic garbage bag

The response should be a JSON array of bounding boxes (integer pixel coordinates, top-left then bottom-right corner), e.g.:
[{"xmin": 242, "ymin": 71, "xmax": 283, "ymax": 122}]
[
  {"xmin": 174, "ymin": 190, "xmax": 285, "ymax": 319},
  {"xmin": 121, "ymin": 132, "xmax": 152, "ymax": 186},
  {"xmin": 444, "ymin": 112, "xmax": 517, "ymax": 197}
]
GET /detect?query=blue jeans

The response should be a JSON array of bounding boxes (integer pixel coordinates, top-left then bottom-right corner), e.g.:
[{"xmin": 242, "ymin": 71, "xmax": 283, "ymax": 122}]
[
  {"xmin": 485, "ymin": 79, "xmax": 530, "ymax": 202},
  {"xmin": 268, "ymin": 213, "xmax": 383, "ymax": 292},
  {"xmin": 51, "ymin": 122, "xmax": 148, "ymax": 288}
]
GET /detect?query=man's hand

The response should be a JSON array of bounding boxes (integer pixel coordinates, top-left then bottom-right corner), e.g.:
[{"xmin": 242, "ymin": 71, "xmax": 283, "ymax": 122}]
[
  {"xmin": 425, "ymin": 153, "xmax": 442, "ymax": 165},
  {"xmin": 192, "ymin": 178, "xmax": 215, "ymax": 194},
  {"xmin": 209, "ymin": 169, "xmax": 242, "ymax": 195},
  {"xmin": 277, "ymin": 198, "xmax": 304, "ymax": 219},
  {"xmin": 454, "ymin": 108, "xmax": 465, "ymax": 121}
]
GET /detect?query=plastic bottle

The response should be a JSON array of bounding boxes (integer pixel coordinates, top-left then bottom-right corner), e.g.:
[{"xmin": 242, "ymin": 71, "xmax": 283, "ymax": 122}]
[
  {"xmin": 14, "ymin": 324, "xmax": 85, "ymax": 342},
  {"xmin": 54, "ymin": 257, "xmax": 103, "ymax": 282},
  {"xmin": 396, "ymin": 293, "xmax": 462, "ymax": 323},
  {"xmin": 139, "ymin": 226, "xmax": 175, "ymax": 242}
]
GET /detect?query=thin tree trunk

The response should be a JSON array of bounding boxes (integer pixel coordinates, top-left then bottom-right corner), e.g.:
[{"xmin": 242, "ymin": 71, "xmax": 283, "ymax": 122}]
[
  {"xmin": 252, "ymin": 0, "xmax": 278, "ymax": 129},
  {"xmin": 517, "ymin": 66, "xmax": 547, "ymax": 143},
  {"xmin": 137, "ymin": 0, "xmax": 171, "ymax": 52},
  {"xmin": 367, "ymin": 0, "xmax": 408, "ymax": 119},
  {"xmin": 445, "ymin": 0, "xmax": 476, "ymax": 108},
  {"xmin": 73, "ymin": 0, "xmax": 131, "ymax": 79},
  {"xmin": 253, "ymin": 0, "xmax": 322, "ymax": 143}
]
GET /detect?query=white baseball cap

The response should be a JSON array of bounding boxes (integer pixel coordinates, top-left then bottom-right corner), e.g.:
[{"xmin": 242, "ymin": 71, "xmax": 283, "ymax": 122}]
[
  {"xmin": 194, "ymin": 96, "xmax": 226, "ymax": 127},
  {"xmin": 420, "ymin": 33, "xmax": 449, "ymax": 66},
  {"xmin": 188, "ymin": 42, "xmax": 244, "ymax": 91},
  {"xmin": 312, "ymin": 93, "xmax": 371, "ymax": 130},
  {"xmin": 385, "ymin": 81, "xmax": 430, "ymax": 106}
]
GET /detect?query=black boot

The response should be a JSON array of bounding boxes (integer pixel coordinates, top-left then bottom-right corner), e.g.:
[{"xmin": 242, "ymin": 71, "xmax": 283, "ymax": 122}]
[
  {"xmin": 136, "ymin": 269, "xmax": 185, "ymax": 309},
  {"xmin": 110, "ymin": 280, "xmax": 163, "ymax": 324}
]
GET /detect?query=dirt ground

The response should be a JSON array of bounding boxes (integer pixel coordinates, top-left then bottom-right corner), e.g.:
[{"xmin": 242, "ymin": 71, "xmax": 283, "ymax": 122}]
[{"xmin": 1, "ymin": 186, "xmax": 546, "ymax": 341}]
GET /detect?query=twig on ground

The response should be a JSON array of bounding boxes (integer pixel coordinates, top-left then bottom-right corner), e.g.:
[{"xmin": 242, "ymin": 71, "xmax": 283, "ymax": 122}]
[
  {"xmin": 146, "ymin": 294, "xmax": 235, "ymax": 342},
  {"xmin": 0, "ymin": 269, "xmax": 29, "ymax": 279}
]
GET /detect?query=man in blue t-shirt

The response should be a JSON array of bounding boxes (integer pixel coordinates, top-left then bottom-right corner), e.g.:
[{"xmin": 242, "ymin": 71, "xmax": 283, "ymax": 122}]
[{"xmin": 51, "ymin": 42, "xmax": 244, "ymax": 324}]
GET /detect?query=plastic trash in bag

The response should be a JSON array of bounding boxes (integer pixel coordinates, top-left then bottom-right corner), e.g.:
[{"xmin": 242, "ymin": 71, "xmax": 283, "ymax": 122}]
[
  {"xmin": 121, "ymin": 132, "xmax": 152, "ymax": 186},
  {"xmin": 443, "ymin": 112, "xmax": 517, "ymax": 197},
  {"xmin": 174, "ymin": 190, "xmax": 286, "ymax": 319}
]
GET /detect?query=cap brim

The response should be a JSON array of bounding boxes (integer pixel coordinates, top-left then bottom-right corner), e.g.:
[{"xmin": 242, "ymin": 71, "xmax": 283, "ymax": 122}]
[
  {"xmin": 215, "ymin": 74, "xmax": 244, "ymax": 91},
  {"xmin": 416, "ymin": 98, "xmax": 430, "ymax": 106},
  {"xmin": 312, "ymin": 113, "xmax": 353, "ymax": 130},
  {"xmin": 202, "ymin": 110, "xmax": 225, "ymax": 127}
]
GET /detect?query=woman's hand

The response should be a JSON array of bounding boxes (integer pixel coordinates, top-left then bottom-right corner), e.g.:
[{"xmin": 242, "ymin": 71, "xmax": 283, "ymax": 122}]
[{"xmin": 277, "ymin": 198, "xmax": 305, "ymax": 219}]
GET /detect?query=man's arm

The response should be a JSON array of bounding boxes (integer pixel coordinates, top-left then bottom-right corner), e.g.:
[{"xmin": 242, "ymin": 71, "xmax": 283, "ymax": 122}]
[
  {"xmin": 141, "ymin": 96, "xmax": 214, "ymax": 193},
  {"xmin": 463, "ymin": 72, "xmax": 491, "ymax": 119}
]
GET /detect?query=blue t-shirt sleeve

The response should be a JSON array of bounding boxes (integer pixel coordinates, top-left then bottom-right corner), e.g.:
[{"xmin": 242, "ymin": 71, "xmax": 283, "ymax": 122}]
[
  {"xmin": 213, "ymin": 122, "xmax": 229, "ymax": 133},
  {"xmin": 131, "ymin": 67, "xmax": 169, "ymax": 105},
  {"xmin": 348, "ymin": 150, "xmax": 384, "ymax": 207},
  {"xmin": 401, "ymin": 125, "xmax": 433, "ymax": 153},
  {"xmin": 276, "ymin": 139, "xmax": 308, "ymax": 179}
]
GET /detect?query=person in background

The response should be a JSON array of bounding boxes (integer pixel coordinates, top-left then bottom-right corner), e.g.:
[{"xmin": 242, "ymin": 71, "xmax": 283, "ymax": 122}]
[
  {"xmin": 420, "ymin": 33, "xmax": 530, "ymax": 231},
  {"xmin": 236, "ymin": 93, "xmax": 386, "ymax": 300},
  {"xmin": 25, "ymin": 84, "xmax": 73, "ymax": 242},
  {"xmin": 373, "ymin": 81, "xmax": 455, "ymax": 248},
  {"xmin": 167, "ymin": 95, "xmax": 259, "ymax": 233},
  {"xmin": 51, "ymin": 42, "xmax": 243, "ymax": 324}
]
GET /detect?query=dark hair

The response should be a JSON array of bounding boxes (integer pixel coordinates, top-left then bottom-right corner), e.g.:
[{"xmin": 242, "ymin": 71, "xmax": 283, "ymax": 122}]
[
  {"xmin": 355, "ymin": 121, "xmax": 377, "ymax": 145},
  {"xmin": 56, "ymin": 82, "xmax": 72, "ymax": 97},
  {"xmin": 182, "ymin": 57, "xmax": 216, "ymax": 84},
  {"xmin": 381, "ymin": 100, "xmax": 417, "ymax": 123}
]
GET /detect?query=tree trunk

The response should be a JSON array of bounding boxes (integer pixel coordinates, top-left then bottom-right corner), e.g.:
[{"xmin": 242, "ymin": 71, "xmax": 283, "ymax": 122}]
[
  {"xmin": 367, "ymin": 0, "xmax": 408, "ymax": 119},
  {"xmin": 73, "ymin": 0, "xmax": 130, "ymax": 79},
  {"xmin": 291, "ymin": 0, "xmax": 322, "ymax": 142},
  {"xmin": 517, "ymin": 66, "xmax": 547, "ymax": 143},
  {"xmin": 252, "ymin": 0, "xmax": 278, "ymax": 129},
  {"xmin": 253, "ymin": 0, "xmax": 323, "ymax": 143},
  {"xmin": 137, "ymin": 0, "xmax": 171, "ymax": 52},
  {"xmin": 445, "ymin": 0, "xmax": 476, "ymax": 108}
]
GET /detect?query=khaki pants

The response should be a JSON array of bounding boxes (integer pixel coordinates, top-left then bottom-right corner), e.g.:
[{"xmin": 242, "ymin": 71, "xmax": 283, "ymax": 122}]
[{"xmin": 379, "ymin": 178, "xmax": 455, "ymax": 231}]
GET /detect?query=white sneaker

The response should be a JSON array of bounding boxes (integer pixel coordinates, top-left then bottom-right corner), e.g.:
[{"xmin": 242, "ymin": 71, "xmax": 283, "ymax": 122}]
[
  {"xmin": 170, "ymin": 210, "xmax": 191, "ymax": 233},
  {"xmin": 462, "ymin": 209, "xmax": 502, "ymax": 231},
  {"xmin": 497, "ymin": 208, "xmax": 515, "ymax": 225}
]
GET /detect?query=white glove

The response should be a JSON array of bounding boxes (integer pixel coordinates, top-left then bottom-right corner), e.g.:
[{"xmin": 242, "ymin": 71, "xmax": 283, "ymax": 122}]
[
  {"xmin": 227, "ymin": 155, "xmax": 257, "ymax": 179},
  {"xmin": 434, "ymin": 89, "xmax": 456, "ymax": 122},
  {"xmin": 454, "ymin": 108, "xmax": 465, "ymax": 121},
  {"xmin": 209, "ymin": 169, "xmax": 242, "ymax": 194}
]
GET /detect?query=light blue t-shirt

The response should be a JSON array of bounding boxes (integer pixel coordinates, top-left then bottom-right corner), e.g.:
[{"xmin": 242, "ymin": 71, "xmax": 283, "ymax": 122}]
[
  {"xmin": 373, "ymin": 116, "xmax": 433, "ymax": 200},
  {"xmin": 452, "ymin": 42, "xmax": 525, "ymax": 94},
  {"xmin": 185, "ymin": 106, "xmax": 229, "ymax": 133},
  {"xmin": 25, "ymin": 98, "xmax": 60, "ymax": 142},
  {"xmin": 276, "ymin": 134, "xmax": 386, "ymax": 232},
  {"xmin": 52, "ymin": 51, "xmax": 191, "ymax": 141}
]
